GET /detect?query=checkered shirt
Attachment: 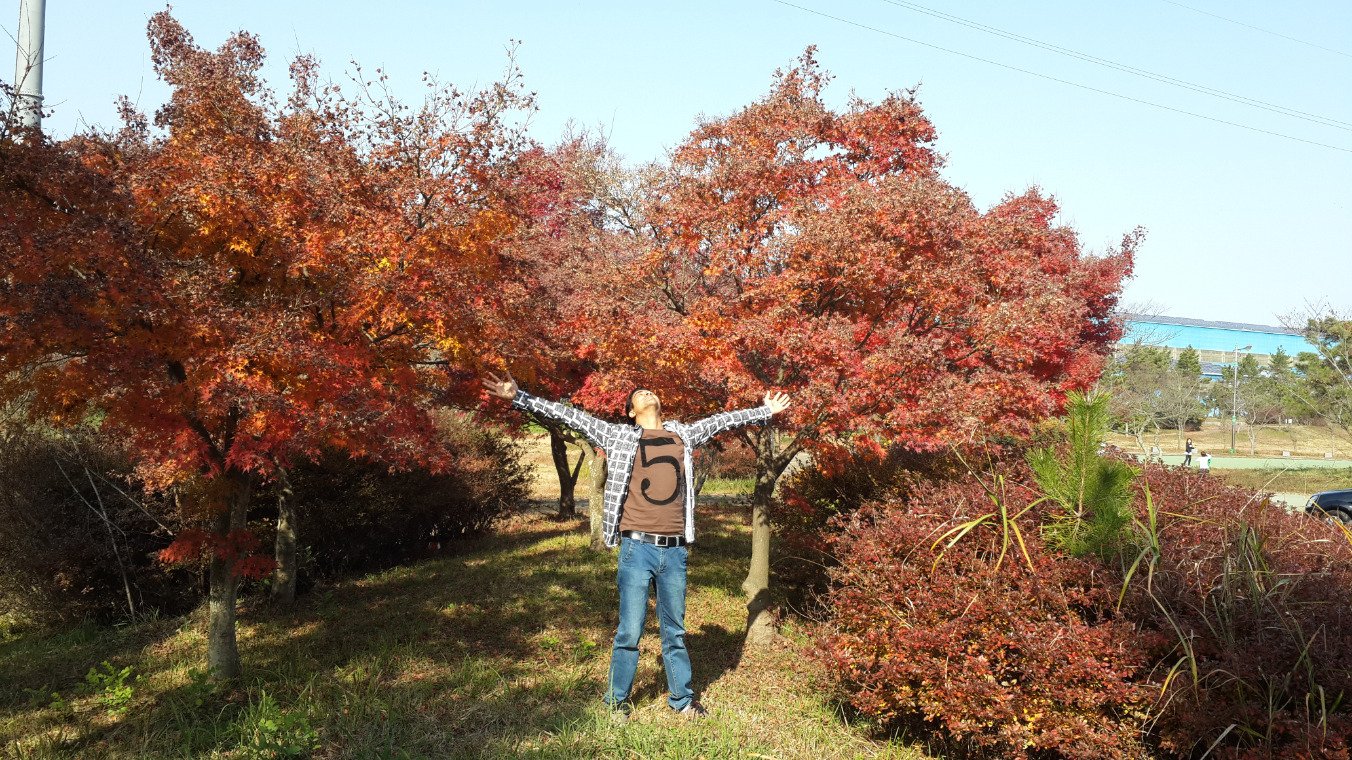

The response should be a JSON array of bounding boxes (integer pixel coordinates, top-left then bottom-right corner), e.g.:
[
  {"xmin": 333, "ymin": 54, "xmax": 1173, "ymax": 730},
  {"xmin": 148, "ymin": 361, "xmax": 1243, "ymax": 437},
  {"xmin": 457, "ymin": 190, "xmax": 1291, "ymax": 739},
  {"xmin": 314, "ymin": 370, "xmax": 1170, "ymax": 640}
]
[{"xmin": 511, "ymin": 389, "xmax": 772, "ymax": 548}]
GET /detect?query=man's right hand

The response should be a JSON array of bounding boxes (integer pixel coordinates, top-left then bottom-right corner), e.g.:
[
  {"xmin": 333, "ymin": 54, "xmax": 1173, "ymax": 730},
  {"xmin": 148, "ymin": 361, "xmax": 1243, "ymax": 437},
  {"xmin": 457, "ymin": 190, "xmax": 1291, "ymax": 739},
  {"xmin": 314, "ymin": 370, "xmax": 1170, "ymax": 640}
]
[{"xmin": 482, "ymin": 370, "xmax": 519, "ymax": 401}]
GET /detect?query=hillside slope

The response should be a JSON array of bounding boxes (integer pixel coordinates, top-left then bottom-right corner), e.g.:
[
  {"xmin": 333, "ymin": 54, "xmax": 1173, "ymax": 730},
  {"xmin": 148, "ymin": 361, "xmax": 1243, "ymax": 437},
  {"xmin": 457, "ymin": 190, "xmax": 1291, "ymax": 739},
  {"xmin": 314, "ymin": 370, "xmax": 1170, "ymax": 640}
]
[{"xmin": 1, "ymin": 502, "xmax": 926, "ymax": 759}]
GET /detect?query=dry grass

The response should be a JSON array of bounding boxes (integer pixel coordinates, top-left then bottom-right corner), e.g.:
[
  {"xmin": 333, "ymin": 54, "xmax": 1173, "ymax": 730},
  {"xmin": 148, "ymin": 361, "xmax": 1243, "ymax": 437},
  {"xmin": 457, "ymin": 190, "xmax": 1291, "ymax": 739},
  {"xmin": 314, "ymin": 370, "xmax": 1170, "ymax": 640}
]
[
  {"xmin": 1212, "ymin": 467, "xmax": 1352, "ymax": 496},
  {"xmin": 0, "ymin": 502, "xmax": 927, "ymax": 759},
  {"xmin": 1105, "ymin": 418, "xmax": 1352, "ymax": 459}
]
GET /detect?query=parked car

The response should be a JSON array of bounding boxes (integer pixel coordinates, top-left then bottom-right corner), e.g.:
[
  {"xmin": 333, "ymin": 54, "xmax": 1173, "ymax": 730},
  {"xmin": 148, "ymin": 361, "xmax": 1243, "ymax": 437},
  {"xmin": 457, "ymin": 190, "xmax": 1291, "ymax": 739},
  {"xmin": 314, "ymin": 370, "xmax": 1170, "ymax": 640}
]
[{"xmin": 1305, "ymin": 489, "xmax": 1352, "ymax": 524}]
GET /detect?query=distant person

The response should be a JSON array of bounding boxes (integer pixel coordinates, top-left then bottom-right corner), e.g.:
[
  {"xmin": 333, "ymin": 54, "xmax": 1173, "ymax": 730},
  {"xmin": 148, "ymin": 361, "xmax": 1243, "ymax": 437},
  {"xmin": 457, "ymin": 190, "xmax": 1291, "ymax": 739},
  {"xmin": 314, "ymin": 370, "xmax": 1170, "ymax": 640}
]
[
  {"xmin": 1150, "ymin": 444, "xmax": 1162, "ymax": 463},
  {"xmin": 1198, "ymin": 450, "xmax": 1211, "ymax": 474},
  {"xmin": 1183, "ymin": 438, "xmax": 1195, "ymax": 467},
  {"xmin": 482, "ymin": 369, "xmax": 791, "ymax": 722}
]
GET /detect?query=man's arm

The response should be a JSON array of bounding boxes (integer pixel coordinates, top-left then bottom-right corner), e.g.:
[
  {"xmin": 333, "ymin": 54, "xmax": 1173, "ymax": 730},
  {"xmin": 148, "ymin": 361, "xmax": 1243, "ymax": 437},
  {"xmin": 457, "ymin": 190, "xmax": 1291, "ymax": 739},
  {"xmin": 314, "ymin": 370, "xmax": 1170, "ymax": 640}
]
[
  {"xmin": 483, "ymin": 370, "xmax": 619, "ymax": 449},
  {"xmin": 682, "ymin": 391, "xmax": 791, "ymax": 449}
]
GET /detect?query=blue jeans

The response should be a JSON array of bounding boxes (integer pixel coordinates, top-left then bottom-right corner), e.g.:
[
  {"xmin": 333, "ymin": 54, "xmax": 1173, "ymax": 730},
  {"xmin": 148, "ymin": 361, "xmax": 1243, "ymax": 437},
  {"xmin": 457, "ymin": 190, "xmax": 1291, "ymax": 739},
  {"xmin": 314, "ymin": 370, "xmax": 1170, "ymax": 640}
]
[{"xmin": 605, "ymin": 537, "xmax": 694, "ymax": 711}]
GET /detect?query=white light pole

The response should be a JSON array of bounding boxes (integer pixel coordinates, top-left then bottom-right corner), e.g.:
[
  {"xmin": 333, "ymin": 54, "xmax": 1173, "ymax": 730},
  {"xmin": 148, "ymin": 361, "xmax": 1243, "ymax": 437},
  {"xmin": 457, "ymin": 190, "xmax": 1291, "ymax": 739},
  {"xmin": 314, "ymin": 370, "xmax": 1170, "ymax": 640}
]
[
  {"xmin": 13, "ymin": 0, "xmax": 47, "ymax": 131},
  {"xmin": 1230, "ymin": 344, "xmax": 1251, "ymax": 454}
]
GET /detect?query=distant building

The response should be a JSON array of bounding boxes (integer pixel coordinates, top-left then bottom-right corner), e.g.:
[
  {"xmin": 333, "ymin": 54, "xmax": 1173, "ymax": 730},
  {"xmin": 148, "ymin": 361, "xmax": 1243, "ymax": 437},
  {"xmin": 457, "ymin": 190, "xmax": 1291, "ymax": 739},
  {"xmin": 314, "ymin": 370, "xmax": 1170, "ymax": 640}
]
[{"xmin": 1119, "ymin": 314, "xmax": 1317, "ymax": 380}]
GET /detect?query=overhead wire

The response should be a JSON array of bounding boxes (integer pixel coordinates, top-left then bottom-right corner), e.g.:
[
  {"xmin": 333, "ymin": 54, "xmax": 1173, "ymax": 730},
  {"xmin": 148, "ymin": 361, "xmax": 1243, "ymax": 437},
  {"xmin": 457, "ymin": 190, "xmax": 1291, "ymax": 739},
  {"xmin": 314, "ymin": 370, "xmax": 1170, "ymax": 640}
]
[
  {"xmin": 769, "ymin": 0, "xmax": 1352, "ymax": 155},
  {"xmin": 875, "ymin": 0, "xmax": 1352, "ymax": 131},
  {"xmin": 1159, "ymin": 0, "xmax": 1352, "ymax": 60}
]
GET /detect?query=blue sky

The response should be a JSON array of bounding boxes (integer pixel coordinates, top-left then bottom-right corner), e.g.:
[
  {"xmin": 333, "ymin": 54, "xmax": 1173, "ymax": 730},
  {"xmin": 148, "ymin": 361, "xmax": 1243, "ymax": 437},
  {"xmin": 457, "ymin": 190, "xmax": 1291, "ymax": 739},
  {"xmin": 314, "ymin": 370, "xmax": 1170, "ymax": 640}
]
[{"xmin": 7, "ymin": 0, "xmax": 1350, "ymax": 326}]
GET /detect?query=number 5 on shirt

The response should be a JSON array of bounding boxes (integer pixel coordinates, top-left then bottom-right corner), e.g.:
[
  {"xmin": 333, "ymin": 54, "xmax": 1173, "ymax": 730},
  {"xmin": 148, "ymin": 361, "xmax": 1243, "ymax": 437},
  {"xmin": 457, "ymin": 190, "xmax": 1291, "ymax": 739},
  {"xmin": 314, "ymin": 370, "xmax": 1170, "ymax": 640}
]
[{"xmin": 637, "ymin": 436, "xmax": 682, "ymax": 506}]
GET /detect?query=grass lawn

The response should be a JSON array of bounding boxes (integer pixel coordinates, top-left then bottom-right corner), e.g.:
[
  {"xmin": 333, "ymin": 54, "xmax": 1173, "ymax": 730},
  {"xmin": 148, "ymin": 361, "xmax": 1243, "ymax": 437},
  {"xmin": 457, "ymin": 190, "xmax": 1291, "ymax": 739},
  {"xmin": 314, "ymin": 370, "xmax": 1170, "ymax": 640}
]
[
  {"xmin": 1213, "ymin": 467, "xmax": 1352, "ymax": 495},
  {"xmin": 0, "ymin": 502, "xmax": 926, "ymax": 759},
  {"xmin": 1104, "ymin": 418, "xmax": 1352, "ymax": 460}
]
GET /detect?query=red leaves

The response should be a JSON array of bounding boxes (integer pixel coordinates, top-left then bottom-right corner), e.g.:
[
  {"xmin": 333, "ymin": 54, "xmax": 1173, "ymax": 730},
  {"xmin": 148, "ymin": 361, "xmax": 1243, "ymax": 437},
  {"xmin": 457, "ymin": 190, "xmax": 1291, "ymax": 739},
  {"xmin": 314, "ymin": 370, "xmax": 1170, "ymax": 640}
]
[
  {"xmin": 157, "ymin": 529, "xmax": 211, "ymax": 565},
  {"xmin": 819, "ymin": 472, "xmax": 1154, "ymax": 759},
  {"xmin": 813, "ymin": 455, "xmax": 1352, "ymax": 757},
  {"xmin": 158, "ymin": 528, "xmax": 276, "ymax": 579},
  {"xmin": 574, "ymin": 50, "xmax": 1135, "ymax": 468},
  {"xmin": 1122, "ymin": 464, "xmax": 1352, "ymax": 757},
  {"xmin": 0, "ymin": 11, "xmax": 548, "ymax": 493}
]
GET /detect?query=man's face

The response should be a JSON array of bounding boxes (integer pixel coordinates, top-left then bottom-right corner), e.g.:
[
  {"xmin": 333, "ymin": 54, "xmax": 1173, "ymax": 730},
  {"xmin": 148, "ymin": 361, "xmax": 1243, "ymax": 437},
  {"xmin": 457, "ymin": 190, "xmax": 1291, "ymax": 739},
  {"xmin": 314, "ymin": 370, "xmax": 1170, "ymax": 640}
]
[{"xmin": 629, "ymin": 388, "xmax": 661, "ymax": 418}]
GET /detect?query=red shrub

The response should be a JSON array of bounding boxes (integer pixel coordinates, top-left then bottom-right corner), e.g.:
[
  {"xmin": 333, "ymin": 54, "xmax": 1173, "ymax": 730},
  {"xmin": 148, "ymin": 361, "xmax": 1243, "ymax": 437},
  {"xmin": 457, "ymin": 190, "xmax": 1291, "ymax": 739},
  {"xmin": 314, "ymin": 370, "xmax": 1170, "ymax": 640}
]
[
  {"xmin": 819, "ymin": 469, "xmax": 1154, "ymax": 759},
  {"xmin": 815, "ymin": 454, "xmax": 1352, "ymax": 759},
  {"xmin": 1123, "ymin": 463, "xmax": 1352, "ymax": 759},
  {"xmin": 776, "ymin": 445, "xmax": 967, "ymax": 563}
]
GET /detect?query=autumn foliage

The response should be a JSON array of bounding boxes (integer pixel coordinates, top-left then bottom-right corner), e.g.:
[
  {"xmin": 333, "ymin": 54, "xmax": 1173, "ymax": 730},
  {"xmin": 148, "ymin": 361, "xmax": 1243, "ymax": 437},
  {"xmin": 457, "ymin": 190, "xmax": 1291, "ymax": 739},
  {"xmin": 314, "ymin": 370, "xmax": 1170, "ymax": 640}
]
[
  {"xmin": 821, "ymin": 468, "xmax": 1154, "ymax": 759},
  {"xmin": 570, "ymin": 49, "xmax": 1136, "ymax": 639},
  {"xmin": 1122, "ymin": 464, "xmax": 1352, "ymax": 758},
  {"xmin": 2, "ymin": 8, "xmax": 1148, "ymax": 701},
  {"xmin": 0, "ymin": 13, "xmax": 546, "ymax": 676},
  {"xmin": 816, "ymin": 454, "xmax": 1352, "ymax": 758}
]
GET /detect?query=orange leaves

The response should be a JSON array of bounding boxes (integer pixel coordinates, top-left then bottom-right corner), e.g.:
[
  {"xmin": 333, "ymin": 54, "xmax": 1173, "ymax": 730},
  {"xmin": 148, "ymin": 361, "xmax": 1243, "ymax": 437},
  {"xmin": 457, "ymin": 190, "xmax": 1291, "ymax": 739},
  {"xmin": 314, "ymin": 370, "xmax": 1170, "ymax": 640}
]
[
  {"xmin": 572, "ymin": 49, "xmax": 1132, "ymax": 462},
  {"xmin": 0, "ymin": 11, "xmax": 548, "ymax": 497}
]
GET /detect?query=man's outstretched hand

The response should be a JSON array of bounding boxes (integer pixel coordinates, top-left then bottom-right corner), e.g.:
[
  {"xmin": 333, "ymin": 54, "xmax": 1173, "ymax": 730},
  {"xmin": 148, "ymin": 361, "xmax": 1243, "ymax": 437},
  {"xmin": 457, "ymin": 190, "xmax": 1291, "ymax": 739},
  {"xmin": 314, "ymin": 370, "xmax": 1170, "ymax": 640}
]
[
  {"xmin": 482, "ymin": 370, "xmax": 519, "ymax": 401},
  {"xmin": 763, "ymin": 391, "xmax": 791, "ymax": 415}
]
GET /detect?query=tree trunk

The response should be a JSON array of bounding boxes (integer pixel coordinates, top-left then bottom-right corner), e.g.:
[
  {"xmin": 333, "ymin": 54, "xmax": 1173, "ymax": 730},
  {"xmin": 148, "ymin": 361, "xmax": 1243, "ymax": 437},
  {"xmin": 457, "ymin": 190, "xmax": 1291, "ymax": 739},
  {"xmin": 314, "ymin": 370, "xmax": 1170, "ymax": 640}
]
[
  {"xmin": 207, "ymin": 470, "xmax": 252, "ymax": 680},
  {"xmin": 270, "ymin": 467, "xmax": 297, "ymax": 604},
  {"xmin": 548, "ymin": 426, "xmax": 584, "ymax": 519},
  {"xmin": 1130, "ymin": 424, "xmax": 1148, "ymax": 457},
  {"xmin": 586, "ymin": 443, "xmax": 607, "ymax": 551},
  {"xmin": 742, "ymin": 426, "xmax": 778, "ymax": 647}
]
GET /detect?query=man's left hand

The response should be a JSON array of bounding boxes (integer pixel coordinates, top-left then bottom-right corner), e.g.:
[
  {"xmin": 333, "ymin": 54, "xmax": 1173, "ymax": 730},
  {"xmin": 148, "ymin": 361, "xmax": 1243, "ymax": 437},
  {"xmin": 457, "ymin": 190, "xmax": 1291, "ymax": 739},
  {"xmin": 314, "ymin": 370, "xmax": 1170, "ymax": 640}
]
[{"xmin": 763, "ymin": 391, "xmax": 791, "ymax": 415}]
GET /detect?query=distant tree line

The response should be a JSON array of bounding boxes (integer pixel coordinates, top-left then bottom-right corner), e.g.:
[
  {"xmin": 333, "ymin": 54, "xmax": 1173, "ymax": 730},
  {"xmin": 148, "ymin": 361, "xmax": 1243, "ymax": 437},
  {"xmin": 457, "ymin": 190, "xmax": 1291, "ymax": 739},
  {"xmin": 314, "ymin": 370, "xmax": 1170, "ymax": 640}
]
[{"xmin": 1102, "ymin": 314, "xmax": 1352, "ymax": 455}]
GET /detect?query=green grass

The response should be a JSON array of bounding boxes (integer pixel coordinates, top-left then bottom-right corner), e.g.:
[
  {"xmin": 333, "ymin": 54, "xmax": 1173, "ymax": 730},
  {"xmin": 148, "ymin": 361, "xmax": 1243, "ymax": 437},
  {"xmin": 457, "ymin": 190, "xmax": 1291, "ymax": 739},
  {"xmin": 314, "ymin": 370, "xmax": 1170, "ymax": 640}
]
[
  {"xmin": 0, "ymin": 503, "xmax": 927, "ymax": 759},
  {"xmin": 1213, "ymin": 467, "xmax": 1352, "ymax": 495},
  {"xmin": 699, "ymin": 477, "xmax": 755, "ymax": 496}
]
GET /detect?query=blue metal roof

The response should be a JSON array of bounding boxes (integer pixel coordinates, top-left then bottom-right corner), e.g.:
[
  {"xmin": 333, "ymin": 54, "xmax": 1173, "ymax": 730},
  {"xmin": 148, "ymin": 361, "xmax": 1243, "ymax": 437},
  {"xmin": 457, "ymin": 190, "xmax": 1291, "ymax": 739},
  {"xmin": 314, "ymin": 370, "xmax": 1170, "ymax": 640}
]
[
  {"xmin": 1120, "ymin": 314, "xmax": 1317, "ymax": 357},
  {"xmin": 1121, "ymin": 313, "xmax": 1303, "ymax": 336}
]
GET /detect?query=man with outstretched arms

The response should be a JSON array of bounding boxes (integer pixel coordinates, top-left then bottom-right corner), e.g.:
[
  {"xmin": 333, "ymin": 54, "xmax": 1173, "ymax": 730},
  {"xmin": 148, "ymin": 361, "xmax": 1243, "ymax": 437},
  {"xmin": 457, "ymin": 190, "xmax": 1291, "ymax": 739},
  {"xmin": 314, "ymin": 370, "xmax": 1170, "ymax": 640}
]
[{"xmin": 482, "ymin": 370, "xmax": 790, "ymax": 722}]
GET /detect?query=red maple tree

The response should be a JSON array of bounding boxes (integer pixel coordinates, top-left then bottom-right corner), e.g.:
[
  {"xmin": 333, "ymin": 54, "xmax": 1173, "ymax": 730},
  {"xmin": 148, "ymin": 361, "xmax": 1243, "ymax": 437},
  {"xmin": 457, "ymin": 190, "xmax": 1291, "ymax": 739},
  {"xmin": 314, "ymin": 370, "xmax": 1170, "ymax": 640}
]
[
  {"xmin": 0, "ymin": 13, "xmax": 537, "ymax": 678},
  {"xmin": 574, "ymin": 49, "xmax": 1137, "ymax": 642}
]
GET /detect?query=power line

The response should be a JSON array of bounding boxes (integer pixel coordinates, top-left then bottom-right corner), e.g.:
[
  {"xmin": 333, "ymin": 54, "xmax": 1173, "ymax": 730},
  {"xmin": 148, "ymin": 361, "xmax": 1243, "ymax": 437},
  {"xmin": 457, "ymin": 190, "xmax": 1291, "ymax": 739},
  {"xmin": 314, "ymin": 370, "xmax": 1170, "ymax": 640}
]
[
  {"xmin": 770, "ymin": 0, "xmax": 1352, "ymax": 155},
  {"xmin": 1160, "ymin": 0, "xmax": 1352, "ymax": 60},
  {"xmin": 876, "ymin": 0, "xmax": 1352, "ymax": 132}
]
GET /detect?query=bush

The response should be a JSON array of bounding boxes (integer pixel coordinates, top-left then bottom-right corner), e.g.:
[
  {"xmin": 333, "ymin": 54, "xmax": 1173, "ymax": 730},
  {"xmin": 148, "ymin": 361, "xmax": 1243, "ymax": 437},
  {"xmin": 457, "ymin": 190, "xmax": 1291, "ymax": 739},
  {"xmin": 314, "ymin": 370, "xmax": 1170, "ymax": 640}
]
[
  {"xmin": 814, "ymin": 447, "xmax": 1352, "ymax": 758},
  {"xmin": 707, "ymin": 437, "xmax": 758, "ymax": 479},
  {"xmin": 1122, "ymin": 463, "xmax": 1352, "ymax": 758},
  {"xmin": 0, "ymin": 408, "xmax": 530, "ymax": 623},
  {"xmin": 773, "ymin": 444, "xmax": 975, "ymax": 597},
  {"xmin": 818, "ymin": 468, "xmax": 1154, "ymax": 759},
  {"xmin": 777, "ymin": 445, "xmax": 965, "ymax": 546},
  {"xmin": 263, "ymin": 411, "xmax": 530, "ymax": 583},
  {"xmin": 0, "ymin": 420, "xmax": 197, "ymax": 626}
]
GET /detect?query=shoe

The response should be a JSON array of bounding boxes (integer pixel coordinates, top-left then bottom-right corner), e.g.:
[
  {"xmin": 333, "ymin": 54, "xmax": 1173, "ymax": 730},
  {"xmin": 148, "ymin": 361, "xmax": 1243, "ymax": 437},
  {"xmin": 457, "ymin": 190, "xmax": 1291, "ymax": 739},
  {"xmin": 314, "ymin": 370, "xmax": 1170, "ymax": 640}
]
[
  {"xmin": 678, "ymin": 700, "xmax": 708, "ymax": 719},
  {"xmin": 608, "ymin": 702, "xmax": 631, "ymax": 725}
]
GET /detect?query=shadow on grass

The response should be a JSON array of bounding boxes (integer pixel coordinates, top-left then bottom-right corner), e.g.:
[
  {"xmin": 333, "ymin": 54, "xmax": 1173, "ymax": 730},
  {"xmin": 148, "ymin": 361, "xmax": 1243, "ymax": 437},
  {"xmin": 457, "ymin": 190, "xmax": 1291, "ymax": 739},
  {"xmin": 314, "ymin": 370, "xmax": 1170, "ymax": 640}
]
[
  {"xmin": 0, "ymin": 617, "xmax": 182, "ymax": 716},
  {"xmin": 0, "ymin": 502, "xmax": 782, "ymax": 757}
]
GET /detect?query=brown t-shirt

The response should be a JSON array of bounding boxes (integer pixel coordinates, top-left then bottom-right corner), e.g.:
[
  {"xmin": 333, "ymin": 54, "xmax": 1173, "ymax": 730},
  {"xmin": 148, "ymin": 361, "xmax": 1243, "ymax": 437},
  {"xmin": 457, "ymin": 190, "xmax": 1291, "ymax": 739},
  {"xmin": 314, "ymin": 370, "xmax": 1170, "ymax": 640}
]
[{"xmin": 618, "ymin": 428, "xmax": 686, "ymax": 535}]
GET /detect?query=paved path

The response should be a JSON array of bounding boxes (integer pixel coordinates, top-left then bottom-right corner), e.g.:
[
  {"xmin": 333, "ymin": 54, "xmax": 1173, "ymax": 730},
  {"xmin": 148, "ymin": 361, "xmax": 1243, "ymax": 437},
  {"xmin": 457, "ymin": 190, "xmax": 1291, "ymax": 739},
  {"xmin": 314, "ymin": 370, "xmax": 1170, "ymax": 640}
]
[
  {"xmin": 1126, "ymin": 455, "xmax": 1350, "ymax": 512},
  {"xmin": 1271, "ymin": 492, "xmax": 1311, "ymax": 511},
  {"xmin": 1144, "ymin": 455, "xmax": 1352, "ymax": 469}
]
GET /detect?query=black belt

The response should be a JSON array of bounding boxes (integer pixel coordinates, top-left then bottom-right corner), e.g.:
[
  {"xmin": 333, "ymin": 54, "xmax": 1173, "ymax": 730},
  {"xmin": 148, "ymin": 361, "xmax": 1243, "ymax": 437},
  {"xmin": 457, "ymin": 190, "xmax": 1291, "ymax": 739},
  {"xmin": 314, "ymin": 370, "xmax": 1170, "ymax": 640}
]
[{"xmin": 621, "ymin": 530, "xmax": 687, "ymax": 547}]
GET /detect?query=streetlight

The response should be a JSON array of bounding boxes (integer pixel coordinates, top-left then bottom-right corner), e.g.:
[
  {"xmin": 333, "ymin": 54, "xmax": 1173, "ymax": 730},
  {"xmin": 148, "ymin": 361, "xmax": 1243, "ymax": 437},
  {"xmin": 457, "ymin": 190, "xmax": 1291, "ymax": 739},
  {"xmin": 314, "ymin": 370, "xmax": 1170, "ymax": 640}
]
[
  {"xmin": 1230, "ymin": 344, "xmax": 1251, "ymax": 454},
  {"xmin": 13, "ymin": 0, "xmax": 47, "ymax": 132}
]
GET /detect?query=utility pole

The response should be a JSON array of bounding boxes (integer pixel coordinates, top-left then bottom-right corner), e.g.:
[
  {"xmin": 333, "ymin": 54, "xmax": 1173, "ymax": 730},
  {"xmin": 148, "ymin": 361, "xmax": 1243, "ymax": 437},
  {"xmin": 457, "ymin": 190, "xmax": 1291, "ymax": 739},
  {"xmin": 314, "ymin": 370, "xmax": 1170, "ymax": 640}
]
[
  {"xmin": 13, "ymin": 0, "xmax": 47, "ymax": 131},
  {"xmin": 1230, "ymin": 344, "xmax": 1251, "ymax": 454}
]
